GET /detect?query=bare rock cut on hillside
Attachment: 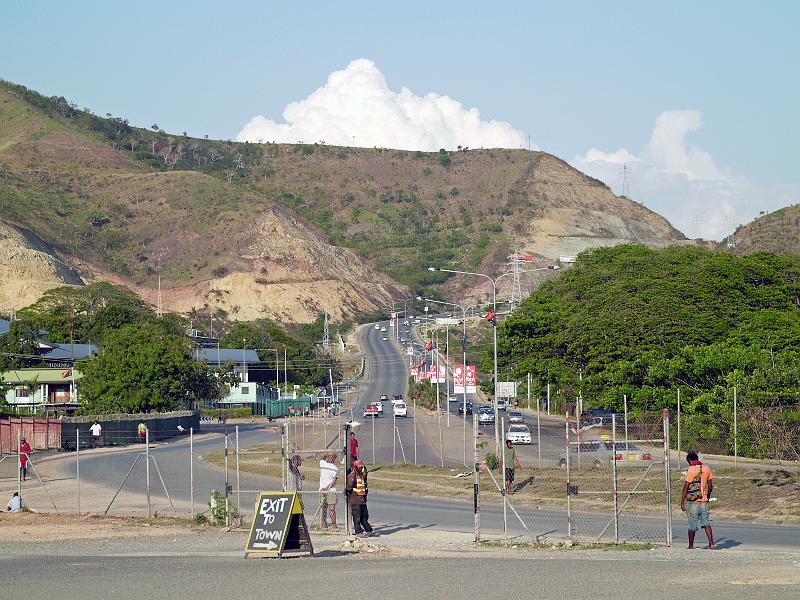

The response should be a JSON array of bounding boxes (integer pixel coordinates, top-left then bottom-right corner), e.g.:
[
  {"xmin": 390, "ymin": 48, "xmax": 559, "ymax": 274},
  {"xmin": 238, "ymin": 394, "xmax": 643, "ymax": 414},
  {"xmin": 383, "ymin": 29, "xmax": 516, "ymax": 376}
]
[
  {"xmin": 139, "ymin": 205, "xmax": 404, "ymax": 323},
  {"xmin": 0, "ymin": 221, "xmax": 84, "ymax": 313}
]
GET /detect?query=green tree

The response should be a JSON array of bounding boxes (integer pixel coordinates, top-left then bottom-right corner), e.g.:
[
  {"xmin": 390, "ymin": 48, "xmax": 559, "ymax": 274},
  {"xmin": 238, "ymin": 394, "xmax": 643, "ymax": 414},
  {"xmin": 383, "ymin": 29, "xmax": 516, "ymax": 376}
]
[{"xmin": 79, "ymin": 323, "xmax": 213, "ymax": 414}]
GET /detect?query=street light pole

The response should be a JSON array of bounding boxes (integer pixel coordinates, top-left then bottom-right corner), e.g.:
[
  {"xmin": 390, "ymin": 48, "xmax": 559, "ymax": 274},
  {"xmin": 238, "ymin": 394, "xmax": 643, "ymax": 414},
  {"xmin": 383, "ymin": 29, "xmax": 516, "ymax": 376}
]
[{"xmin": 429, "ymin": 265, "xmax": 560, "ymax": 453}]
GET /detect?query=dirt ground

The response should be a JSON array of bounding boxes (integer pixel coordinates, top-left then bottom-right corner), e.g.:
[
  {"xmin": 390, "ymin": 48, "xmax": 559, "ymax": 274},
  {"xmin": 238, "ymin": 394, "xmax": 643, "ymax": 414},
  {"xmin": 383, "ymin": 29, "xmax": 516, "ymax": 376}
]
[{"xmin": 0, "ymin": 512, "xmax": 198, "ymax": 542}]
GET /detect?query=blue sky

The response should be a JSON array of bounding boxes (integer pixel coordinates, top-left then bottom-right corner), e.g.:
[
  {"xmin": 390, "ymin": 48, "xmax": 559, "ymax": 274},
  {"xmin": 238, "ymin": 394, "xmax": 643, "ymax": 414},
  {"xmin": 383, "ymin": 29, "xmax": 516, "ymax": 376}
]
[{"xmin": 1, "ymin": 1, "xmax": 797, "ymax": 239}]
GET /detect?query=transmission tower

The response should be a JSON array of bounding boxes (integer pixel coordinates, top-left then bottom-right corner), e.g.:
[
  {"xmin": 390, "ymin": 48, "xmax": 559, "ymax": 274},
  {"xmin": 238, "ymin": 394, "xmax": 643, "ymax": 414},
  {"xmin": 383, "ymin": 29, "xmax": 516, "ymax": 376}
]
[
  {"xmin": 322, "ymin": 313, "xmax": 330, "ymax": 353},
  {"xmin": 508, "ymin": 251, "xmax": 530, "ymax": 311},
  {"xmin": 622, "ymin": 163, "xmax": 631, "ymax": 198}
]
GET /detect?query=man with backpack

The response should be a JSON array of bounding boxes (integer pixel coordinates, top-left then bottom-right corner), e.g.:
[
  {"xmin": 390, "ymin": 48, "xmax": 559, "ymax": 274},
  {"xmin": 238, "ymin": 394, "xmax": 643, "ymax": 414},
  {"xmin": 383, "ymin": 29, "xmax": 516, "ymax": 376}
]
[{"xmin": 681, "ymin": 450, "xmax": 715, "ymax": 549}]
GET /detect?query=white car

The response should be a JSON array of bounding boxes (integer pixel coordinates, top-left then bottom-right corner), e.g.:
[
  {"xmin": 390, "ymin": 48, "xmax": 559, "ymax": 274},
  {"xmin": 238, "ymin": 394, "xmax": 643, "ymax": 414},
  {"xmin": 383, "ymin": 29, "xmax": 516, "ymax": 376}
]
[
  {"xmin": 374, "ymin": 324, "xmax": 380, "ymax": 330},
  {"xmin": 393, "ymin": 402, "xmax": 408, "ymax": 417},
  {"xmin": 506, "ymin": 424, "xmax": 532, "ymax": 445},
  {"xmin": 382, "ymin": 336, "xmax": 388, "ymax": 341},
  {"xmin": 391, "ymin": 395, "xmax": 404, "ymax": 405},
  {"xmin": 381, "ymin": 327, "xmax": 387, "ymax": 332}
]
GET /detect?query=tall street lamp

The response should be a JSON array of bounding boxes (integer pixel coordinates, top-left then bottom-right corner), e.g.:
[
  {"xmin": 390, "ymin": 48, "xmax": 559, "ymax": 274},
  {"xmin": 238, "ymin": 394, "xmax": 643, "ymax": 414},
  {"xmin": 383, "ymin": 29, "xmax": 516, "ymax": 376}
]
[{"xmin": 428, "ymin": 265, "xmax": 560, "ymax": 452}]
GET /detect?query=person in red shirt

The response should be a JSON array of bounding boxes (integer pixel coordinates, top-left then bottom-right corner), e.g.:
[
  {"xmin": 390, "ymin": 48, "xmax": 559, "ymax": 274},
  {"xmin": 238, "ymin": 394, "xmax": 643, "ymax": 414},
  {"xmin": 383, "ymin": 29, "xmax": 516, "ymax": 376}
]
[
  {"xmin": 349, "ymin": 431, "xmax": 359, "ymax": 461},
  {"xmin": 19, "ymin": 438, "xmax": 32, "ymax": 482}
]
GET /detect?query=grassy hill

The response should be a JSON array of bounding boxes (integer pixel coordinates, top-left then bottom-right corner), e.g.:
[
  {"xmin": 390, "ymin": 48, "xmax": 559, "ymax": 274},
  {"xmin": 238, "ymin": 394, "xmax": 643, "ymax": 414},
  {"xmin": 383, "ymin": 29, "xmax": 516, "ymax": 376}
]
[
  {"xmin": 0, "ymin": 80, "xmax": 687, "ymax": 319},
  {"xmin": 722, "ymin": 204, "xmax": 800, "ymax": 255}
]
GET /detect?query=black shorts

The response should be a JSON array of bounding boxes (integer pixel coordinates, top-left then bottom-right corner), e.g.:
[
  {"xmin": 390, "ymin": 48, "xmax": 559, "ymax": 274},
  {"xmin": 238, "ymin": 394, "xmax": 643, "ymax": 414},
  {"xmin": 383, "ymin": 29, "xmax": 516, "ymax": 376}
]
[{"xmin": 505, "ymin": 468, "xmax": 515, "ymax": 483}]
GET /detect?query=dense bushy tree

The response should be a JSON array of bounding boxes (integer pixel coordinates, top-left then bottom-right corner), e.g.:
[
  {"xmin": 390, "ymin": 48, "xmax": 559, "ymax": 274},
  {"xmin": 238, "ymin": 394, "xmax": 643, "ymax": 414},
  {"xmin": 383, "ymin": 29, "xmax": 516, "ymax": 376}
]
[
  {"xmin": 496, "ymin": 245, "xmax": 800, "ymax": 425},
  {"xmin": 79, "ymin": 323, "xmax": 213, "ymax": 413}
]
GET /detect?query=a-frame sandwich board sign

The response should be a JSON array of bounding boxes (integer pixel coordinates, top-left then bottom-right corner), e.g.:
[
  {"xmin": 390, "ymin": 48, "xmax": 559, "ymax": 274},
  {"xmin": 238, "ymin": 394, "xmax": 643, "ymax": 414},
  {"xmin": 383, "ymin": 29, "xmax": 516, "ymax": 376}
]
[{"xmin": 244, "ymin": 492, "xmax": 313, "ymax": 558}]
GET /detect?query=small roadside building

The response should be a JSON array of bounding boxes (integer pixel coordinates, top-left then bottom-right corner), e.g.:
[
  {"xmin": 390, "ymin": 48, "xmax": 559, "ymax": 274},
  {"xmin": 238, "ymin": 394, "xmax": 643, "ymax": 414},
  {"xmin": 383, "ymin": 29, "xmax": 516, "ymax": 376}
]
[
  {"xmin": 194, "ymin": 347, "xmax": 279, "ymax": 414},
  {"xmin": 2, "ymin": 367, "xmax": 83, "ymax": 413}
]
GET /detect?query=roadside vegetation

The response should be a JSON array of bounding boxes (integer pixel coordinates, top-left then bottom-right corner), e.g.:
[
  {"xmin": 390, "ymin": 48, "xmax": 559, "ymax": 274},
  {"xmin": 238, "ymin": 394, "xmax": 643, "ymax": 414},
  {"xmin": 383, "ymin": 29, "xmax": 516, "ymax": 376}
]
[{"xmin": 496, "ymin": 245, "xmax": 800, "ymax": 460}]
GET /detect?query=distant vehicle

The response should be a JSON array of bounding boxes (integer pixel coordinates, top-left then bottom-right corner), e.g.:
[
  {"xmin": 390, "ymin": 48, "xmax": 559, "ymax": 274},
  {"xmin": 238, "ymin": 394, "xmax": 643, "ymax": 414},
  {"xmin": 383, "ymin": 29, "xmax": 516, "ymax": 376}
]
[
  {"xmin": 391, "ymin": 395, "xmax": 404, "ymax": 405},
  {"xmin": 400, "ymin": 338, "xmax": 406, "ymax": 342},
  {"xmin": 414, "ymin": 319, "xmax": 421, "ymax": 323},
  {"xmin": 458, "ymin": 402, "xmax": 473, "ymax": 415},
  {"xmin": 478, "ymin": 410, "xmax": 495, "ymax": 425},
  {"xmin": 448, "ymin": 395, "xmax": 461, "ymax": 403},
  {"xmin": 381, "ymin": 327, "xmax": 387, "ymax": 332},
  {"xmin": 393, "ymin": 402, "xmax": 408, "ymax": 417},
  {"xmin": 581, "ymin": 408, "xmax": 619, "ymax": 428},
  {"xmin": 380, "ymin": 394, "xmax": 389, "ymax": 401},
  {"xmin": 404, "ymin": 321, "xmax": 410, "ymax": 326},
  {"xmin": 507, "ymin": 411, "xmax": 524, "ymax": 424},
  {"xmin": 497, "ymin": 399, "xmax": 507, "ymax": 411},
  {"xmin": 370, "ymin": 401, "xmax": 384, "ymax": 414},
  {"xmin": 506, "ymin": 424, "xmax": 532, "ymax": 445},
  {"xmin": 374, "ymin": 324, "xmax": 381, "ymax": 330},
  {"xmin": 363, "ymin": 405, "xmax": 380, "ymax": 418},
  {"xmin": 557, "ymin": 441, "xmax": 653, "ymax": 469},
  {"xmin": 382, "ymin": 336, "xmax": 388, "ymax": 341}
]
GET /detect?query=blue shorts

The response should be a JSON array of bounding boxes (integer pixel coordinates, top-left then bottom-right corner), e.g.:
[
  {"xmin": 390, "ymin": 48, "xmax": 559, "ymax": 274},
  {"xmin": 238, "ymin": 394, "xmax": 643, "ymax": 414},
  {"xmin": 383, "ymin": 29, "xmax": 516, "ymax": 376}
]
[{"xmin": 686, "ymin": 501, "xmax": 711, "ymax": 531}]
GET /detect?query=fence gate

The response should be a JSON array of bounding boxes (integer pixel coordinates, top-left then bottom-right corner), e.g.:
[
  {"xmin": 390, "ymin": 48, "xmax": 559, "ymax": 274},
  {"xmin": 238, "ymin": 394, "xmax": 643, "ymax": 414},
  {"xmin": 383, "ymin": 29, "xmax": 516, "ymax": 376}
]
[{"xmin": 567, "ymin": 410, "xmax": 672, "ymax": 545}]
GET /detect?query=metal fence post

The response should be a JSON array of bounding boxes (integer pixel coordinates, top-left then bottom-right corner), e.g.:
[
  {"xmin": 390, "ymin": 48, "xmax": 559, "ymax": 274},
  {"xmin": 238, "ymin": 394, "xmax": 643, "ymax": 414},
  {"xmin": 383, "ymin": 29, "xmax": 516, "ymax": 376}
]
[
  {"xmin": 623, "ymin": 394, "xmax": 629, "ymax": 447},
  {"xmin": 611, "ymin": 414, "xmax": 619, "ymax": 543},
  {"xmin": 501, "ymin": 416, "xmax": 507, "ymax": 540},
  {"xmin": 224, "ymin": 431, "xmax": 229, "ymax": 527},
  {"xmin": 392, "ymin": 412, "xmax": 397, "ymax": 465},
  {"xmin": 676, "ymin": 388, "xmax": 681, "ymax": 471},
  {"xmin": 565, "ymin": 413, "xmax": 572, "ymax": 541},
  {"xmin": 190, "ymin": 427, "xmax": 194, "ymax": 521},
  {"xmin": 663, "ymin": 408, "xmax": 673, "ymax": 547},
  {"xmin": 235, "ymin": 425, "xmax": 241, "ymax": 515},
  {"xmin": 473, "ymin": 411, "xmax": 480, "ymax": 545},
  {"xmin": 536, "ymin": 395, "xmax": 541, "ymax": 469},
  {"xmin": 145, "ymin": 429, "xmax": 151, "ymax": 518},
  {"xmin": 17, "ymin": 430, "xmax": 21, "ymax": 504},
  {"xmin": 413, "ymin": 396, "xmax": 417, "ymax": 466},
  {"xmin": 733, "ymin": 386, "xmax": 738, "ymax": 465},
  {"xmin": 372, "ymin": 412, "xmax": 376, "ymax": 467},
  {"xmin": 76, "ymin": 429, "xmax": 81, "ymax": 515}
]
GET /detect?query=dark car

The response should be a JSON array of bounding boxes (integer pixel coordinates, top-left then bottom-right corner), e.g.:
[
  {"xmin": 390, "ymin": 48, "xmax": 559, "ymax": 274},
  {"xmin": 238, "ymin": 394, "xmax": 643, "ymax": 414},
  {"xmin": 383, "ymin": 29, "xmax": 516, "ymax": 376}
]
[{"xmin": 458, "ymin": 402, "xmax": 473, "ymax": 415}]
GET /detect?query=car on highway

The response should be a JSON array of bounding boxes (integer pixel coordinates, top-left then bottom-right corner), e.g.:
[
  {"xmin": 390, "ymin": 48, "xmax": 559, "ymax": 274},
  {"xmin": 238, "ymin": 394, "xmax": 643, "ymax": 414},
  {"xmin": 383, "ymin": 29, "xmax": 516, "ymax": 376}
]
[
  {"xmin": 505, "ymin": 424, "xmax": 532, "ymax": 445},
  {"xmin": 393, "ymin": 402, "xmax": 408, "ymax": 417},
  {"xmin": 496, "ymin": 399, "xmax": 507, "ymax": 411},
  {"xmin": 380, "ymin": 394, "xmax": 389, "ymax": 401},
  {"xmin": 381, "ymin": 326, "xmax": 387, "ymax": 332},
  {"xmin": 507, "ymin": 411, "xmax": 524, "ymax": 424},
  {"xmin": 557, "ymin": 441, "xmax": 653, "ymax": 468},
  {"xmin": 374, "ymin": 324, "xmax": 380, "ymax": 329},
  {"xmin": 391, "ymin": 395, "xmax": 404, "ymax": 405},
  {"xmin": 370, "ymin": 401, "xmax": 384, "ymax": 414},
  {"xmin": 478, "ymin": 409, "xmax": 495, "ymax": 425},
  {"xmin": 363, "ymin": 405, "xmax": 380, "ymax": 418},
  {"xmin": 457, "ymin": 401, "xmax": 473, "ymax": 415},
  {"xmin": 382, "ymin": 336, "xmax": 388, "ymax": 341},
  {"xmin": 448, "ymin": 395, "xmax": 461, "ymax": 403}
]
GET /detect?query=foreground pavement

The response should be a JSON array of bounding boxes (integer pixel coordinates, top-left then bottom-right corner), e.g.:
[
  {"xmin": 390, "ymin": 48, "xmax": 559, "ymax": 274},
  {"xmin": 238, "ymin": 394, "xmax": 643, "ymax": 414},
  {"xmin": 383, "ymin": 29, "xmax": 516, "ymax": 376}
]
[{"xmin": 0, "ymin": 523, "xmax": 797, "ymax": 600}]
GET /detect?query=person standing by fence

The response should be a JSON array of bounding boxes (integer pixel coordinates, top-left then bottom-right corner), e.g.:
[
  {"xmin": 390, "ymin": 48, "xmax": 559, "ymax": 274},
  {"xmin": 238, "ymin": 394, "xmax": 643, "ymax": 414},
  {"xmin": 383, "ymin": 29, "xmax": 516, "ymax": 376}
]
[
  {"xmin": 319, "ymin": 452, "xmax": 339, "ymax": 529},
  {"xmin": 681, "ymin": 450, "xmax": 715, "ymax": 549},
  {"xmin": 346, "ymin": 459, "xmax": 373, "ymax": 537},
  {"xmin": 90, "ymin": 420, "xmax": 102, "ymax": 448},
  {"xmin": 502, "ymin": 439, "xmax": 521, "ymax": 495},
  {"xmin": 19, "ymin": 437, "xmax": 31, "ymax": 481},
  {"xmin": 137, "ymin": 421, "xmax": 147, "ymax": 444}
]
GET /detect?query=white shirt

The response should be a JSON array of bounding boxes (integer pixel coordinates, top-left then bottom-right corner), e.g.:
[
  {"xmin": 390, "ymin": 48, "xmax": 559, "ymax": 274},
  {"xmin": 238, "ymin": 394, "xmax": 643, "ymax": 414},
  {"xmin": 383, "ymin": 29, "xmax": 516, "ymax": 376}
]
[
  {"xmin": 90, "ymin": 423, "xmax": 102, "ymax": 437},
  {"xmin": 319, "ymin": 460, "xmax": 338, "ymax": 492},
  {"xmin": 7, "ymin": 495, "xmax": 23, "ymax": 513}
]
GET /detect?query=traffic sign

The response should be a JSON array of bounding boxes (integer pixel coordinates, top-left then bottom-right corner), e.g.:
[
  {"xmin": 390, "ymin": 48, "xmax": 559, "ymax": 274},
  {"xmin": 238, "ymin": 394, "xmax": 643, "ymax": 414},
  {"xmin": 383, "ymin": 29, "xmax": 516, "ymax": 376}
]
[{"xmin": 245, "ymin": 492, "xmax": 313, "ymax": 558}]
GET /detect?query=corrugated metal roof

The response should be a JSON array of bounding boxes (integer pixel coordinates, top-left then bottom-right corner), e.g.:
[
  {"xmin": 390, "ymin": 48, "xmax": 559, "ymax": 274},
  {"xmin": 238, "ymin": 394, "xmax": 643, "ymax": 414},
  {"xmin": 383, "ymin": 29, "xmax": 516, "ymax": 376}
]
[
  {"xmin": 42, "ymin": 343, "xmax": 98, "ymax": 360},
  {"xmin": 1, "ymin": 368, "xmax": 84, "ymax": 383},
  {"xmin": 195, "ymin": 348, "xmax": 261, "ymax": 364}
]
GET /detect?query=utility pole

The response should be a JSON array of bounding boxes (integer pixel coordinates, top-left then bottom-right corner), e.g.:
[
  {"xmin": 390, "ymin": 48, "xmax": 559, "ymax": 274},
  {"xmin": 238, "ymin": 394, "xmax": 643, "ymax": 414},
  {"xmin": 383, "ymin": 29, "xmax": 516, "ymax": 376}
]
[
  {"xmin": 156, "ymin": 276, "xmax": 163, "ymax": 318},
  {"xmin": 322, "ymin": 313, "xmax": 330, "ymax": 353}
]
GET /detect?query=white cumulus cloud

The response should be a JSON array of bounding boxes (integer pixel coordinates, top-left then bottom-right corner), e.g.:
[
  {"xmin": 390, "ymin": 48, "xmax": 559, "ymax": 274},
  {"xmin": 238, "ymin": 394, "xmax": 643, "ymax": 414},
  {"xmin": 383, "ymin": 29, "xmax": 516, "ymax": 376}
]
[
  {"xmin": 237, "ymin": 58, "xmax": 528, "ymax": 152},
  {"xmin": 574, "ymin": 110, "xmax": 796, "ymax": 241}
]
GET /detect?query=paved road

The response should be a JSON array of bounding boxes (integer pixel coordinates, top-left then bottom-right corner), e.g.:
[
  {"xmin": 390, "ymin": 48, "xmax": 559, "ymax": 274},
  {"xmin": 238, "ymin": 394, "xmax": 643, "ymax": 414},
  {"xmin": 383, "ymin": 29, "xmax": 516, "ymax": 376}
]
[
  {"xmin": 2, "ymin": 552, "xmax": 796, "ymax": 600},
  {"xmin": 354, "ymin": 321, "xmax": 440, "ymax": 465}
]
